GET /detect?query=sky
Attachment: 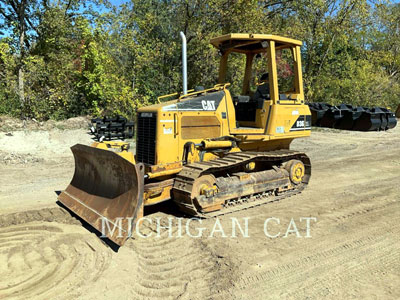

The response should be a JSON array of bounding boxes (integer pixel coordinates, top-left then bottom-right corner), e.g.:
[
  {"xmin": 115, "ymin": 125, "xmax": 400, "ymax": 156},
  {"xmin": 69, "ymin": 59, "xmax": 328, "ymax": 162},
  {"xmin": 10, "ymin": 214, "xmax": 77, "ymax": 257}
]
[
  {"xmin": 109, "ymin": 0, "xmax": 129, "ymax": 7},
  {"xmin": 0, "ymin": 0, "xmax": 130, "ymax": 38}
]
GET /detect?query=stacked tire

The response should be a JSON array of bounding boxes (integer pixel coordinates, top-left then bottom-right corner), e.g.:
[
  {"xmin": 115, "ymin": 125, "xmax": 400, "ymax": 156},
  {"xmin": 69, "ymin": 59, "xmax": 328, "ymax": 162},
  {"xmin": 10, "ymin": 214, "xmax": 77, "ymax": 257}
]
[
  {"xmin": 308, "ymin": 103, "xmax": 397, "ymax": 131},
  {"xmin": 90, "ymin": 115, "xmax": 134, "ymax": 141},
  {"xmin": 396, "ymin": 104, "xmax": 400, "ymax": 118}
]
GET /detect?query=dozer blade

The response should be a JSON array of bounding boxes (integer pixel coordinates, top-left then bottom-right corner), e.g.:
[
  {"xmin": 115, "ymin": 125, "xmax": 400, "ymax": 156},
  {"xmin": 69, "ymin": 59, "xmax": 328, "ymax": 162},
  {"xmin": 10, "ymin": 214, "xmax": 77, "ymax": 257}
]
[{"xmin": 58, "ymin": 144, "xmax": 144, "ymax": 247}]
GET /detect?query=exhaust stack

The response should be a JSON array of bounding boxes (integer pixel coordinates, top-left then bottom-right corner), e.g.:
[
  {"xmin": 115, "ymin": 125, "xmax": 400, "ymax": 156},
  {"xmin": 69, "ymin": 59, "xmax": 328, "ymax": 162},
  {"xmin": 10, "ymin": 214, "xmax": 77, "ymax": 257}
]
[{"xmin": 180, "ymin": 31, "xmax": 187, "ymax": 95}]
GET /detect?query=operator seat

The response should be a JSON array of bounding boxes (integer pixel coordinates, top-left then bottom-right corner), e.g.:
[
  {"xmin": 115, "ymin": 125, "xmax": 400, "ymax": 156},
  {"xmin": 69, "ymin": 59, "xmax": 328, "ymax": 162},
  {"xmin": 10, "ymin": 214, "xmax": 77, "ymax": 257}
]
[
  {"xmin": 252, "ymin": 73, "xmax": 270, "ymax": 101},
  {"xmin": 235, "ymin": 73, "xmax": 269, "ymax": 124}
]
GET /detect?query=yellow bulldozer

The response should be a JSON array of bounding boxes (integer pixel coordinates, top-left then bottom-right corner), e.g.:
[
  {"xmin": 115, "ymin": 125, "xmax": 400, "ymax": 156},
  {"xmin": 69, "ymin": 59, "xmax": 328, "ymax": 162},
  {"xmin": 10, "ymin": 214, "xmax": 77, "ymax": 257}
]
[{"xmin": 59, "ymin": 33, "xmax": 312, "ymax": 246}]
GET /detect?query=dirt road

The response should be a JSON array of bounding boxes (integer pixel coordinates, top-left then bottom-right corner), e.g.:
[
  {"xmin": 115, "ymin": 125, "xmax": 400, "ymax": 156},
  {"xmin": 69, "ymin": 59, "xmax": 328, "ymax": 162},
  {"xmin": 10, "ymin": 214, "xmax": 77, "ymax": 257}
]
[{"xmin": 0, "ymin": 123, "xmax": 399, "ymax": 299}]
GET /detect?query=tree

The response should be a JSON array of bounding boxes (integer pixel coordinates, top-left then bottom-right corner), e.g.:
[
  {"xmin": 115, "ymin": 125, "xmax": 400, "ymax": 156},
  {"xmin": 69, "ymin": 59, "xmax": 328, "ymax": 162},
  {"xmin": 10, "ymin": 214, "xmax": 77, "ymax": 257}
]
[
  {"xmin": 1, "ymin": 0, "xmax": 400, "ymax": 120},
  {"xmin": 0, "ymin": 0, "xmax": 41, "ymax": 114}
]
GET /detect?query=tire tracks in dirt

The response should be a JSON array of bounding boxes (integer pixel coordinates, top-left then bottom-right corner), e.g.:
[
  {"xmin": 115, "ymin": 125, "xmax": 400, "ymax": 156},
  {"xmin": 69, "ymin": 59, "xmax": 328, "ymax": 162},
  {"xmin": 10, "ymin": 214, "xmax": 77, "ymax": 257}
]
[
  {"xmin": 214, "ymin": 201, "xmax": 400, "ymax": 299},
  {"xmin": 0, "ymin": 220, "xmax": 111, "ymax": 299},
  {"xmin": 125, "ymin": 215, "xmax": 234, "ymax": 300},
  {"xmin": 0, "ymin": 208, "xmax": 228, "ymax": 300}
]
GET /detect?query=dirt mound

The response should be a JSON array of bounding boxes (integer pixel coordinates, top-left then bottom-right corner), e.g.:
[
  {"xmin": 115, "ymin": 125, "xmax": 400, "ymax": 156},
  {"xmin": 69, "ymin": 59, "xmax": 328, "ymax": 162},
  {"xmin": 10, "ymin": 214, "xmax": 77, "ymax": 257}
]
[
  {"xmin": 0, "ymin": 207, "xmax": 80, "ymax": 228},
  {"xmin": 0, "ymin": 150, "xmax": 44, "ymax": 165},
  {"xmin": 0, "ymin": 128, "xmax": 93, "ymax": 164},
  {"xmin": 0, "ymin": 115, "xmax": 90, "ymax": 132}
]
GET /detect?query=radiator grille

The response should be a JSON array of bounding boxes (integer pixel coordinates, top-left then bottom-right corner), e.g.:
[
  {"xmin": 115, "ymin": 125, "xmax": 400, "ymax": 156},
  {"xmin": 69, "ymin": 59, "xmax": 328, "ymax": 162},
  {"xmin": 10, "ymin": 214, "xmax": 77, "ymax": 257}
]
[{"xmin": 136, "ymin": 112, "xmax": 157, "ymax": 165}]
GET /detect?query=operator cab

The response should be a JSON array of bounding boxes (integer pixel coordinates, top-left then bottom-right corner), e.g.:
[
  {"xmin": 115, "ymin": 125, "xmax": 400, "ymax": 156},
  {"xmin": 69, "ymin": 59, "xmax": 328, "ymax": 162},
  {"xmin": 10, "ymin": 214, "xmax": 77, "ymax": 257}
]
[{"xmin": 210, "ymin": 34, "xmax": 304, "ymax": 130}]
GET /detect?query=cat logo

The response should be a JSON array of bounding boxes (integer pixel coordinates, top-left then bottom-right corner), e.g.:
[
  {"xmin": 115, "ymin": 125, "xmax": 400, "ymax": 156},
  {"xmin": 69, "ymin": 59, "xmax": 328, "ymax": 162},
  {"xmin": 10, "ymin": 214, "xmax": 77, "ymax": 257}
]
[{"xmin": 201, "ymin": 100, "xmax": 216, "ymax": 111}]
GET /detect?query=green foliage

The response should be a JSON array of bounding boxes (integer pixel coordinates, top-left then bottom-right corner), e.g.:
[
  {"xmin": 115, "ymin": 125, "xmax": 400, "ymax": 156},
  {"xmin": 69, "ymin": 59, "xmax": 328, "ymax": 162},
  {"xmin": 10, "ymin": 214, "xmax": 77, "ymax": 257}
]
[
  {"xmin": 0, "ymin": 41, "xmax": 19, "ymax": 115},
  {"xmin": 1, "ymin": 0, "xmax": 400, "ymax": 120}
]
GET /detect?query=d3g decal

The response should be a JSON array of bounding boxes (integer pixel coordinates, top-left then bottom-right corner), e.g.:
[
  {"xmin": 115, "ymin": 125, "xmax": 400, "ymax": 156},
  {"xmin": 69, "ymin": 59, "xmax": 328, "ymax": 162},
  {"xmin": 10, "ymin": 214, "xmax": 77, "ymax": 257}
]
[{"xmin": 290, "ymin": 115, "xmax": 312, "ymax": 131}]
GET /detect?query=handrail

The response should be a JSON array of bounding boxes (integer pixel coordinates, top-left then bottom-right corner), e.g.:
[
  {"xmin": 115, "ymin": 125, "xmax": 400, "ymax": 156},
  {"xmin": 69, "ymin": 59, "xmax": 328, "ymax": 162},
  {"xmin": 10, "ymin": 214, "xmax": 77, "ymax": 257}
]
[
  {"xmin": 178, "ymin": 83, "xmax": 231, "ymax": 101},
  {"xmin": 157, "ymin": 83, "xmax": 231, "ymax": 103},
  {"xmin": 157, "ymin": 89, "xmax": 194, "ymax": 103}
]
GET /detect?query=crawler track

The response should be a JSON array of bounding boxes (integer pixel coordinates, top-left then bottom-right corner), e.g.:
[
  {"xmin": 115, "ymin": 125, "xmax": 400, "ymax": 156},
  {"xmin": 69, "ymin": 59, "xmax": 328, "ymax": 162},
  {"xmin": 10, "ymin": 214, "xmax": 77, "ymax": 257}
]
[{"xmin": 173, "ymin": 150, "xmax": 311, "ymax": 217}]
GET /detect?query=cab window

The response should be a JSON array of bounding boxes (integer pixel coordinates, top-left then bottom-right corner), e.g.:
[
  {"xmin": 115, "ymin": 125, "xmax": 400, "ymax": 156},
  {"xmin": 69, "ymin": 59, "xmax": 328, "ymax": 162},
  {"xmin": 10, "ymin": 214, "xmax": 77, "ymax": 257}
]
[
  {"xmin": 251, "ymin": 52, "xmax": 269, "ymax": 93},
  {"xmin": 276, "ymin": 47, "xmax": 295, "ymax": 94}
]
